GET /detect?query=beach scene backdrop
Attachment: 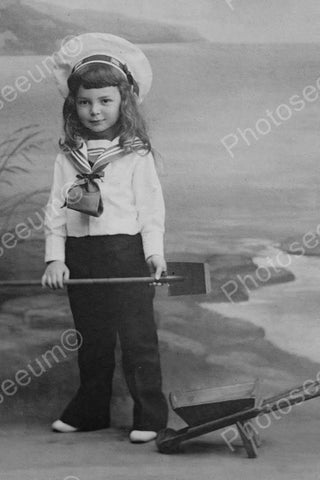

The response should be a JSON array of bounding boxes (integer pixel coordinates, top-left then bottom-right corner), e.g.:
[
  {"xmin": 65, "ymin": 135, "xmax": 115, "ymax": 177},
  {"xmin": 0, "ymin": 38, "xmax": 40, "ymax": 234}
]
[{"xmin": 1, "ymin": 1, "xmax": 320, "ymax": 478}]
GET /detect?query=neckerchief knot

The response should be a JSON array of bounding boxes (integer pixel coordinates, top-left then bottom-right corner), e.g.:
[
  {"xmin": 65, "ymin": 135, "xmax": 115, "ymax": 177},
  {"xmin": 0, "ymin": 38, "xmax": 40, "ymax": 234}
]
[
  {"xmin": 62, "ymin": 139, "xmax": 145, "ymax": 217},
  {"xmin": 75, "ymin": 171, "xmax": 105, "ymax": 184}
]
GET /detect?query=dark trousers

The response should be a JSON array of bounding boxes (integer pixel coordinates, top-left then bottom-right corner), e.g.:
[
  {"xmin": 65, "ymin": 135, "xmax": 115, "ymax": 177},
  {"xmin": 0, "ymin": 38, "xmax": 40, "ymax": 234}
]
[{"xmin": 61, "ymin": 234, "xmax": 168, "ymax": 432}]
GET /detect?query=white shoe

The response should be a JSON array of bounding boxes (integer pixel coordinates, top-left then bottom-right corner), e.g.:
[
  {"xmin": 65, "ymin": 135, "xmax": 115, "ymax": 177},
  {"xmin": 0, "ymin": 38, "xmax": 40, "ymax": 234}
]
[
  {"xmin": 129, "ymin": 430, "xmax": 157, "ymax": 443},
  {"xmin": 52, "ymin": 420, "xmax": 78, "ymax": 433}
]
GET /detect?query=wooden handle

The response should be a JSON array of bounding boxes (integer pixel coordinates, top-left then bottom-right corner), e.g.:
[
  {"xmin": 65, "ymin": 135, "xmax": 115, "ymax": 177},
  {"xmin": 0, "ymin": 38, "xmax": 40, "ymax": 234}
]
[{"xmin": 0, "ymin": 275, "xmax": 185, "ymax": 287}]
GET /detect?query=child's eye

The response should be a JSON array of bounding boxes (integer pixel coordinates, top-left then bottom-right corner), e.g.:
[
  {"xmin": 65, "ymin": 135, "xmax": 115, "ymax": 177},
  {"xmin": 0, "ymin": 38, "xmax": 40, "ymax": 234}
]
[
  {"xmin": 102, "ymin": 99, "xmax": 111, "ymax": 104},
  {"xmin": 77, "ymin": 99, "xmax": 88, "ymax": 105}
]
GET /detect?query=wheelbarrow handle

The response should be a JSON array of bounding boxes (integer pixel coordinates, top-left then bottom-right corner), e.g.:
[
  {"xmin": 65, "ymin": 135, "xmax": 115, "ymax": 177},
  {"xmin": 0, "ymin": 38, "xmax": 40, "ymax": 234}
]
[
  {"xmin": 0, "ymin": 275, "xmax": 185, "ymax": 287},
  {"xmin": 261, "ymin": 379, "xmax": 320, "ymax": 407}
]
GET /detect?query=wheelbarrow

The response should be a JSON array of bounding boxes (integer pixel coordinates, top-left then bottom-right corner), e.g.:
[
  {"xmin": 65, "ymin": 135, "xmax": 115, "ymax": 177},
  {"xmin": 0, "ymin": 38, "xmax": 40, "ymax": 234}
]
[{"xmin": 156, "ymin": 379, "xmax": 320, "ymax": 457}]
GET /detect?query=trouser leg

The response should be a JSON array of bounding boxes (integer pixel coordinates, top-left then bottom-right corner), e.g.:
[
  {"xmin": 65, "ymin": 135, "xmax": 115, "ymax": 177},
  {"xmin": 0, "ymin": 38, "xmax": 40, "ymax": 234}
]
[
  {"xmin": 60, "ymin": 236, "xmax": 118, "ymax": 430},
  {"xmin": 118, "ymin": 283, "xmax": 168, "ymax": 431},
  {"xmin": 110, "ymin": 234, "xmax": 168, "ymax": 431},
  {"xmin": 60, "ymin": 283, "xmax": 117, "ymax": 430}
]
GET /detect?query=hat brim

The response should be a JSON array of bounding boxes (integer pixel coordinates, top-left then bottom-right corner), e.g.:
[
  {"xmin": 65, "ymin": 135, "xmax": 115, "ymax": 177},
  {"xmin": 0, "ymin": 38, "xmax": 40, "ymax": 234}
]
[{"xmin": 52, "ymin": 33, "xmax": 153, "ymax": 103}]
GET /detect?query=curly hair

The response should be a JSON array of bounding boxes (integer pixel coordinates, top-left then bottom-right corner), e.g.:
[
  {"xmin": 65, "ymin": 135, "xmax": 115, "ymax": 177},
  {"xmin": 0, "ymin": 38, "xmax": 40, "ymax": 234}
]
[{"xmin": 59, "ymin": 63, "xmax": 151, "ymax": 153}]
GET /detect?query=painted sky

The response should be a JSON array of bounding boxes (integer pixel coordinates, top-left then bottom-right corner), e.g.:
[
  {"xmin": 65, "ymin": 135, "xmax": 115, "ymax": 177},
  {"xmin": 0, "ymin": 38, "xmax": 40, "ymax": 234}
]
[{"xmin": 30, "ymin": 0, "xmax": 320, "ymax": 42}]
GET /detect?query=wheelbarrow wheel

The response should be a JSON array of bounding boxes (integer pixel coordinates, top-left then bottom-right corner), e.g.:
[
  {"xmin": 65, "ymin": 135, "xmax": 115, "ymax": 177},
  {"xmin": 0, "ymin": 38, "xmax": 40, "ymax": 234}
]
[{"xmin": 156, "ymin": 428, "xmax": 180, "ymax": 454}]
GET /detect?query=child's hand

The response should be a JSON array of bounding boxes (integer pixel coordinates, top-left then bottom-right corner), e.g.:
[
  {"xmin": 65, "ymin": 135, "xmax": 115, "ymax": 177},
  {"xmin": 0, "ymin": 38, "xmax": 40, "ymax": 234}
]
[
  {"xmin": 41, "ymin": 261, "xmax": 70, "ymax": 289},
  {"xmin": 146, "ymin": 254, "xmax": 167, "ymax": 281}
]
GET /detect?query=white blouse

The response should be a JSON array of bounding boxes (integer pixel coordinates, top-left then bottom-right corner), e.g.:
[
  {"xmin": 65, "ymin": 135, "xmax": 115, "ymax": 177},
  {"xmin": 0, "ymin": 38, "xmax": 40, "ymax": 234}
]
[{"xmin": 44, "ymin": 138, "xmax": 165, "ymax": 263}]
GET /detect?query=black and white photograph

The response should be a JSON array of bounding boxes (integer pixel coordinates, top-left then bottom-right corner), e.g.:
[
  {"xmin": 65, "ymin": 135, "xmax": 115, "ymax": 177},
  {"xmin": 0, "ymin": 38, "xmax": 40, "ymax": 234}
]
[{"xmin": 0, "ymin": 0, "xmax": 320, "ymax": 478}]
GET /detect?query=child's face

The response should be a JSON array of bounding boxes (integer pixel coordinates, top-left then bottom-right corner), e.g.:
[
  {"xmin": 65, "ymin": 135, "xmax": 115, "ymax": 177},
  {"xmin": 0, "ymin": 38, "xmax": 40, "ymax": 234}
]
[{"xmin": 75, "ymin": 85, "xmax": 121, "ymax": 138}]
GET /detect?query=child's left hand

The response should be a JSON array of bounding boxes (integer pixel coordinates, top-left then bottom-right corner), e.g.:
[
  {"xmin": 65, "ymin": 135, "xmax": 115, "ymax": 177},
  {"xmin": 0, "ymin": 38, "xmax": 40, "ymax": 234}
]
[{"xmin": 146, "ymin": 254, "xmax": 167, "ymax": 280}]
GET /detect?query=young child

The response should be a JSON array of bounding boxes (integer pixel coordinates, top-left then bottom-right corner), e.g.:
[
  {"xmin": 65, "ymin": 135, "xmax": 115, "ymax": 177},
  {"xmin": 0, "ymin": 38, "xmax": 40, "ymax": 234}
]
[{"xmin": 41, "ymin": 33, "xmax": 168, "ymax": 443}]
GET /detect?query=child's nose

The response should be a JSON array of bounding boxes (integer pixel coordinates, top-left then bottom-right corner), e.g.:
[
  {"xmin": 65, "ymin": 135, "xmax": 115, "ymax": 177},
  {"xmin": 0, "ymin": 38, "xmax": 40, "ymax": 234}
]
[{"xmin": 90, "ymin": 103, "xmax": 101, "ymax": 115}]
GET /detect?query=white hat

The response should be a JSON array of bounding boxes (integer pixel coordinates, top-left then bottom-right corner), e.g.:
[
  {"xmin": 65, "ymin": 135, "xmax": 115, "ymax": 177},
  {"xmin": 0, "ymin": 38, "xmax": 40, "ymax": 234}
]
[{"xmin": 52, "ymin": 33, "xmax": 153, "ymax": 103}]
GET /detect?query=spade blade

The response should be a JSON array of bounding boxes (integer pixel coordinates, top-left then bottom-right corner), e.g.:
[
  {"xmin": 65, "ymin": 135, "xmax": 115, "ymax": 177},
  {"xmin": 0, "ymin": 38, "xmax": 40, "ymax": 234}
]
[{"xmin": 166, "ymin": 262, "xmax": 211, "ymax": 296}]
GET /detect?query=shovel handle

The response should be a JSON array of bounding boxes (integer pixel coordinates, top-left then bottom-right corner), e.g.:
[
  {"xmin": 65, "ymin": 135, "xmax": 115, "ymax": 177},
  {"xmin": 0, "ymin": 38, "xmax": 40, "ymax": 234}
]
[{"xmin": 0, "ymin": 276, "xmax": 185, "ymax": 288}]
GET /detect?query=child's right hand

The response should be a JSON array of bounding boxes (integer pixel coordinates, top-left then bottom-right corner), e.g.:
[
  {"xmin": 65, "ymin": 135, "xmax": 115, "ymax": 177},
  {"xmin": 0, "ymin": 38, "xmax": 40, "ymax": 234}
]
[{"xmin": 41, "ymin": 261, "xmax": 70, "ymax": 289}]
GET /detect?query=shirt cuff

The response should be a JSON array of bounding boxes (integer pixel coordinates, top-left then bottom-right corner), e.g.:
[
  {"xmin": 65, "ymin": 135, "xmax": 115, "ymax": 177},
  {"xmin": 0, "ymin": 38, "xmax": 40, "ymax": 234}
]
[
  {"xmin": 45, "ymin": 234, "xmax": 66, "ymax": 263},
  {"xmin": 142, "ymin": 231, "xmax": 164, "ymax": 260}
]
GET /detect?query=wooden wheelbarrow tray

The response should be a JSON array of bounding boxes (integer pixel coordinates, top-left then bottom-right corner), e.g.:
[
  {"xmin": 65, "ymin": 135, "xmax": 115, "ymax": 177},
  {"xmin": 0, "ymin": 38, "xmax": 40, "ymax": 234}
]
[{"xmin": 156, "ymin": 379, "xmax": 320, "ymax": 457}]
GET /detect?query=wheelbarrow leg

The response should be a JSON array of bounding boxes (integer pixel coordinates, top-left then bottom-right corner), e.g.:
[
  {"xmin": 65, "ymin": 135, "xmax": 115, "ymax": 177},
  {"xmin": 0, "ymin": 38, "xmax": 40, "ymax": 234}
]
[{"xmin": 236, "ymin": 420, "xmax": 260, "ymax": 458}]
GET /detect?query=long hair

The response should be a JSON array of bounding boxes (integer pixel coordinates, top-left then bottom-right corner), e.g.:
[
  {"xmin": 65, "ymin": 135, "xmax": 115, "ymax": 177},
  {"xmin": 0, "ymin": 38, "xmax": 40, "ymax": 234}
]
[{"xmin": 60, "ymin": 63, "xmax": 151, "ymax": 153}]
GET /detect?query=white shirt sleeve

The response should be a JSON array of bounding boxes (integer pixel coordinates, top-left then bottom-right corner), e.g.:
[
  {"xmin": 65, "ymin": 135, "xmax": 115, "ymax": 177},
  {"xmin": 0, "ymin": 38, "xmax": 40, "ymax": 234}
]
[
  {"xmin": 44, "ymin": 154, "xmax": 67, "ymax": 263},
  {"xmin": 132, "ymin": 151, "xmax": 165, "ymax": 259}
]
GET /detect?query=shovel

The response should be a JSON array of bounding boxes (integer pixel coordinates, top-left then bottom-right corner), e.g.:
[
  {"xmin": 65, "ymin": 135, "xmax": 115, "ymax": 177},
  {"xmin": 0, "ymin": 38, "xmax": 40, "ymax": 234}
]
[{"xmin": 0, "ymin": 262, "xmax": 211, "ymax": 297}]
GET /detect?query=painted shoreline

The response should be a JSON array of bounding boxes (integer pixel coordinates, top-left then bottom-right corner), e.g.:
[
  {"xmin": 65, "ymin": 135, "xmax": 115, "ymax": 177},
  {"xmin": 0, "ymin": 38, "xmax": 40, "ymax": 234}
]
[{"xmin": 1, "ymin": 236, "xmax": 318, "ymax": 428}]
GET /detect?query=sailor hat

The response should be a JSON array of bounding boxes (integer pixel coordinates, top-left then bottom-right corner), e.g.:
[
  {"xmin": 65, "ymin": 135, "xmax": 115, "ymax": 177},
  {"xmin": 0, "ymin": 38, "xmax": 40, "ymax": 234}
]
[{"xmin": 52, "ymin": 33, "xmax": 153, "ymax": 103}]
